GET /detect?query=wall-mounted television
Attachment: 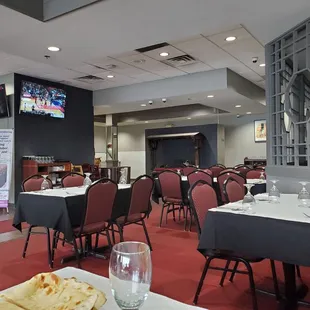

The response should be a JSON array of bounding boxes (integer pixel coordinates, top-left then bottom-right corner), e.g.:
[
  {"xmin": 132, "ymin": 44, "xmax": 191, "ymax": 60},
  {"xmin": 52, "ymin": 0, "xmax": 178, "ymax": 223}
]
[
  {"xmin": 19, "ymin": 81, "xmax": 66, "ymax": 119},
  {"xmin": 0, "ymin": 84, "xmax": 10, "ymax": 118}
]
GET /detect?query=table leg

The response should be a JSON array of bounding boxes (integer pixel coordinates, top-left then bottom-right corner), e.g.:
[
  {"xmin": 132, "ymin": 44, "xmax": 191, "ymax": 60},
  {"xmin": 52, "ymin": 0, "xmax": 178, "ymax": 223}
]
[{"xmin": 278, "ymin": 263, "xmax": 308, "ymax": 310}]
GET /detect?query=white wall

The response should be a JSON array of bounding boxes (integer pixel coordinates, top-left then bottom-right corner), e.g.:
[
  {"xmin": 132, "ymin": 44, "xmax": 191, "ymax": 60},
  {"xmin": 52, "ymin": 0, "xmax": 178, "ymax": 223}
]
[
  {"xmin": 0, "ymin": 74, "xmax": 14, "ymax": 203},
  {"xmin": 94, "ymin": 125, "xmax": 106, "ymax": 161}
]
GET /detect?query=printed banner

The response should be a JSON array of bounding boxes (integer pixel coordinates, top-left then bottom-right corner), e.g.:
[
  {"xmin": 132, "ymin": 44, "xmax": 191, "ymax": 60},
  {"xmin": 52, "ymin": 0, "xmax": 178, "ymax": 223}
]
[{"xmin": 0, "ymin": 130, "xmax": 13, "ymax": 210}]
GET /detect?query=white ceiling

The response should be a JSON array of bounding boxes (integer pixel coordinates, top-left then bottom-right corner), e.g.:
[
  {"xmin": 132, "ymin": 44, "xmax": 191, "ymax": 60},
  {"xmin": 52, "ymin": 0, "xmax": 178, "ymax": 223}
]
[{"xmin": 0, "ymin": 0, "xmax": 309, "ymax": 91}]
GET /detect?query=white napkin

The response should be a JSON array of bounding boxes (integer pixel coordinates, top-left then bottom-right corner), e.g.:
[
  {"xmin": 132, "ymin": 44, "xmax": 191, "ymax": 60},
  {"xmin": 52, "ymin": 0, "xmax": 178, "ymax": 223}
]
[{"xmin": 255, "ymin": 193, "xmax": 269, "ymax": 201}]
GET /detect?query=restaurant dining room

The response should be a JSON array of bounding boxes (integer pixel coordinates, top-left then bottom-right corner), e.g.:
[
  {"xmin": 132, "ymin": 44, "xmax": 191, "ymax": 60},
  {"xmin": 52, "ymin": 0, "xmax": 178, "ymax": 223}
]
[{"xmin": 0, "ymin": 1, "xmax": 309, "ymax": 310}]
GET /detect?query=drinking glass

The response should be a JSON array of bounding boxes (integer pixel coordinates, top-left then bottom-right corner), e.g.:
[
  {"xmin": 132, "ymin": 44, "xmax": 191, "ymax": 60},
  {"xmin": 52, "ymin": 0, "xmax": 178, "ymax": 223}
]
[
  {"xmin": 177, "ymin": 169, "xmax": 181, "ymax": 175},
  {"xmin": 259, "ymin": 171, "xmax": 265, "ymax": 183},
  {"xmin": 109, "ymin": 242, "xmax": 152, "ymax": 310},
  {"xmin": 242, "ymin": 184, "xmax": 256, "ymax": 213},
  {"xmin": 41, "ymin": 175, "xmax": 50, "ymax": 190},
  {"xmin": 268, "ymin": 180, "xmax": 280, "ymax": 203},
  {"xmin": 298, "ymin": 181, "xmax": 310, "ymax": 207},
  {"xmin": 83, "ymin": 173, "xmax": 92, "ymax": 187}
]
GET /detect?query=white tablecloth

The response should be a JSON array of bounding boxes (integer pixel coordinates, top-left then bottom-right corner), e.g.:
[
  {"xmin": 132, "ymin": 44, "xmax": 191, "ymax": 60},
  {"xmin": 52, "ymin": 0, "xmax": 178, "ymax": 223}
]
[
  {"xmin": 1, "ymin": 267, "xmax": 207, "ymax": 309},
  {"xmin": 211, "ymin": 193, "xmax": 310, "ymax": 224},
  {"xmin": 20, "ymin": 184, "xmax": 131, "ymax": 198}
]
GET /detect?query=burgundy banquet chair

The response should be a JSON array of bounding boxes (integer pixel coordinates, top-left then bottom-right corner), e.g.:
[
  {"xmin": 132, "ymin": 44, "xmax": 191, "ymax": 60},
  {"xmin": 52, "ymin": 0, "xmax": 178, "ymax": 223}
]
[
  {"xmin": 182, "ymin": 166, "xmax": 197, "ymax": 176},
  {"xmin": 208, "ymin": 164, "xmax": 225, "ymax": 178},
  {"xmin": 158, "ymin": 170, "xmax": 188, "ymax": 228},
  {"xmin": 246, "ymin": 169, "xmax": 266, "ymax": 179},
  {"xmin": 51, "ymin": 178, "xmax": 118, "ymax": 268},
  {"xmin": 112, "ymin": 175, "xmax": 154, "ymax": 250},
  {"xmin": 21, "ymin": 174, "xmax": 53, "ymax": 267},
  {"xmin": 217, "ymin": 171, "xmax": 246, "ymax": 204},
  {"xmin": 188, "ymin": 170, "xmax": 213, "ymax": 187},
  {"xmin": 223, "ymin": 177, "xmax": 244, "ymax": 202},
  {"xmin": 61, "ymin": 172, "xmax": 85, "ymax": 188},
  {"xmin": 235, "ymin": 165, "xmax": 252, "ymax": 177}
]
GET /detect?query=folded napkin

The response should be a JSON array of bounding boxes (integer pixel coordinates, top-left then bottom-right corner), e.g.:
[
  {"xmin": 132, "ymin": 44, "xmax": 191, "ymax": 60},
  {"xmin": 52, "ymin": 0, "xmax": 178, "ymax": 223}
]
[
  {"xmin": 217, "ymin": 202, "xmax": 244, "ymax": 211},
  {"xmin": 255, "ymin": 193, "xmax": 269, "ymax": 200}
]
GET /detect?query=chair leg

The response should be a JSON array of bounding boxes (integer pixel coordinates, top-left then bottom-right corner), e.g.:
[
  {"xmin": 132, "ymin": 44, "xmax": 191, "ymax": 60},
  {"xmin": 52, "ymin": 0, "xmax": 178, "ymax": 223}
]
[
  {"xmin": 189, "ymin": 208, "xmax": 193, "ymax": 232},
  {"xmin": 95, "ymin": 233, "xmax": 99, "ymax": 249},
  {"xmin": 111, "ymin": 224, "xmax": 116, "ymax": 244},
  {"xmin": 184, "ymin": 206, "xmax": 188, "ymax": 231},
  {"xmin": 229, "ymin": 261, "xmax": 239, "ymax": 282},
  {"xmin": 106, "ymin": 229, "xmax": 112, "ymax": 250},
  {"xmin": 142, "ymin": 219, "xmax": 152, "ymax": 251},
  {"xmin": 219, "ymin": 260, "xmax": 231, "ymax": 287},
  {"xmin": 44, "ymin": 227, "xmax": 52, "ymax": 268},
  {"xmin": 72, "ymin": 237, "xmax": 81, "ymax": 269},
  {"xmin": 296, "ymin": 265, "xmax": 302, "ymax": 279},
  {"xmin": 241, "ymin": 259, "xmax": 258, "ymax": 310},
  {"xmin": 166, "ymin": 204, "xmax": 171, "ymax": 224},
  {"xmin": 193, "ymin": 256, "xmax": 213, "ymax": 305},
  {"xmin": 270, "ymin": 260, "xmax": 281, "ymax": 301},
  {"xmin": 116, "ymin": 224, "xmax": 124, "ymax": 242},
  {"xmin": 172, "ymin": 204, "xmax": 176, "ymax": 221},
  {"xmin": 159, "ymin": 204, "xmax": 166, "ymax": 227},
  {"xmin": 22, "ymin": 225, "xmax": 33, "ymax": 258},
  {"xmin": 51, "ymin": 230, "xmax": 58, "ymax": 268}
]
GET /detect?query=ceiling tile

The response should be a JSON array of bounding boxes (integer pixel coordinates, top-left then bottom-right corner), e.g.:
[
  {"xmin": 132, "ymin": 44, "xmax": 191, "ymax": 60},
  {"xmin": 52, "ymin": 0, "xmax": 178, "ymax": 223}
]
[
  {"xmin": 180, "ymin": 62, "xmax": 212, "ymax": 73},
  {"xmin": 70, "ymin": 63, "xmax": 107, "ymax": 75},
  {"xmin": 172, "ymin": 36, "xmax": 239, "ymax": 68},
  {"xmin": 143, "ymin": 45, "xmax": 185, "ymax": 61}
]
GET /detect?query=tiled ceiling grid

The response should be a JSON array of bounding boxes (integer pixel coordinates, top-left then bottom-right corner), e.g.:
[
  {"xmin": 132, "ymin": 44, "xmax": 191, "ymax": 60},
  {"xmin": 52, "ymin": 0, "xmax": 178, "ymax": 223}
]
[{"xmin": 3, "ymin": 25, "xmax": 266, "ymax": 90}]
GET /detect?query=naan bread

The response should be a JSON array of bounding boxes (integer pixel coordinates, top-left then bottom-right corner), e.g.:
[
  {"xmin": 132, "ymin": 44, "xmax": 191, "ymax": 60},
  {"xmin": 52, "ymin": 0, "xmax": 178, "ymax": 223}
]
[
  {"xmin": 1, "ymin": 273, "xmax": 106, "ymax": 310},
  {"xmin": 64, "ymin": 277, "xmax": 106, "ymax": 310},
  {"xmin": 0, "ymin": 299, "xmax": 24, "ymax": 309}
]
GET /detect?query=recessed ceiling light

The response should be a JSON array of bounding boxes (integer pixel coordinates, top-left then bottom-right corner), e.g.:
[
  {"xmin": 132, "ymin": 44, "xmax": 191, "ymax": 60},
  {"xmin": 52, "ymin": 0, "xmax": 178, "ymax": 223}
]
[
  {"xmin": 225, "ymin": 36, "xmax": 236, "ymax": 42},
  {"xmin": 160, "ymin": 52, "xmax": 169, "ymax": 57},
  {"xmin": 148, "ymin": 100, "xmax": 153, "ymax": 104},
  {"xmin": 235, "ymin": 105, "xmax": 242, "ymax": 108},
  {"xmin": 187, "ymin": 117, "xmax": 192, "ymax": 120},
  {"xmin": 47, "ymin": 46, "xmax": 60, "ymax": 52},
  {"xmin": 141, "ymin": 104, "xmax": 147, "ymax": 107},
  {"xmin": 107, "ymin": 75, "xmax": 114, "ymax": 78},
  {"xmin": 207, "ymin": 95, "xmax": 214, "ymax": 98},
  {"xmin": 246, "ymin": 112, "xmax": 252, "ymax": 114},
  {"xmin": 145, "ymin": 121, "xmax": 149, "ymax": 123},
  {"xmin": 259, "ymin": 63, "xmax": 266, "ymax": 67}
]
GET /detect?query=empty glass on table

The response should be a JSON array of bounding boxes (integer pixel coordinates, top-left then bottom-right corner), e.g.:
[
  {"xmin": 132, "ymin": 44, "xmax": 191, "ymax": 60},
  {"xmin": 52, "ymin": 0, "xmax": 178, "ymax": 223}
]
[
  {"xmin": 268, "ymin": 180, "xmax": 280, "ymax": 203},
  {"xmin": 242, "ymin": 184, "xmax": 256, "ymax": 213},
  {"xmin": 83, "ymin": 173, "xmax": 92, "ymax": 187},
  {"xmin": 109, "ymin": 242, "xmax": 152, "ymax": 310},
  {"xmin": 259, "ymin": 171, "xmax": 265, "ymax": 183},
  {"xmin": 41, "ymin": 175, "xmax": 50, "ymax": 190},
  {"xmin": 298, "ymin": 181, "xmax": 310, "ymax": 207}
]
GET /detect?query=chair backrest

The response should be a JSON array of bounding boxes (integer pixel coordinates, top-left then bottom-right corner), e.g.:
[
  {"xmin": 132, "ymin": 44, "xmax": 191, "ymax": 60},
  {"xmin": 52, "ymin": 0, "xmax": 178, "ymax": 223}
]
[
  {"xmin": 128, "ymin": 175, "xmax": 154, "ymax": 217},
  {"xmin": 235, "ymin": 165, "xmax": 252, "ymax": 176},
  {"xmin": 80, "ymin": 178, "xmax": 118, "ymax": 234},
  {"xmin": 188, "ymin": 180, "xmax": 218, "ymax": 237},
  {"xmin": 246, "ymin": 169, "xmax": 266, "ymax": 179},
  {"xmin": 202, "ymin": 168, "xmax": 213, "ymax": 176},
  {"xmin": 223, "ymin": 177, "xmax": 244, "ymax": 203},
  {"xmin": 158, "ymin": 170, "xmax": 183, "ymax": 201},
  {"xmin": 187, "ymin": 170, "xmax": 213, "ymax": 187},
  {"xmin": 22, "ymin": 175, "xmax": 53, "ymax": 192},
  {"xmin": 182, "ymin": 166, "xmax": 197, "ymax": 176},
  {"xmin": 218, "ymin": 171, "xmax": 246, "ymax": 203},
  {"xmin": 61, "ymin": 172, "xmax": 85, "ymax": 188},
  {"xmin": 209, "ymin": 165, "xmax": 225, "ymax": 177}
]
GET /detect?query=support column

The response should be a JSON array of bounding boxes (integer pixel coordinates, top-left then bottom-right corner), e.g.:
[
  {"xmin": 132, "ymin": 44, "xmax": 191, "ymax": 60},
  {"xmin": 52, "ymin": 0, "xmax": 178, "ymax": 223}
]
[{"xmin": 105, "ymin": 115, "xmax": 119, "ymax": 167}]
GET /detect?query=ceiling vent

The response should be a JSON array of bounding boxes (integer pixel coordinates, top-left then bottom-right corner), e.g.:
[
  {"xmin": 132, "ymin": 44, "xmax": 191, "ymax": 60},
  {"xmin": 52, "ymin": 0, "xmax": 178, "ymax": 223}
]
[
  {"xmin": 162, "ymin": 55, "xmax": 197, "ymax": 67},
  {"xmin": 75, "ymin": 75, "xmax": 104, "ymax": 84}
]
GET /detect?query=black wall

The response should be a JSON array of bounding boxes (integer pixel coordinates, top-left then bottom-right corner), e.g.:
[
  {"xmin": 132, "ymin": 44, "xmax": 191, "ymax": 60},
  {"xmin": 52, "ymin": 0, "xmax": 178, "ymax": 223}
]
[
  {"xmin": 145, "ymin": 124, "xmax": 218, "ymax": 173},
  {"xmin": 14, "ymin": 74, "xmax": 94, "ymax": 197}
]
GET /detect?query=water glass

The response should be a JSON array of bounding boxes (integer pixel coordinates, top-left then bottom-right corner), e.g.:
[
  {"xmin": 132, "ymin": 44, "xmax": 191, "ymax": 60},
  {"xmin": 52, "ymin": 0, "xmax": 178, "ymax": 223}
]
[
  {"xmin": 83, "ymin": 173, "xmax": 92, "ymax": 187},
  {"xmin": 298, "ymin": 181, "xmax": 310, "ymax": 207},
  {"xmin": 109, "ymin": 242, "xmax": 152, "ymax": 310},
  {"xmin": 268, "ymin": 180, "xmax": 280, "ymax": 203},
  {"xmin": 259, "ymin": 171, "xmax": 265, "ymax": 183},
  {"xmin": 41, "ymin": 175, "xmax": 50, "ymax": 190},
  {"xmin": 242, "ymin": 184, "xmax": 256, "ymax": 213}
]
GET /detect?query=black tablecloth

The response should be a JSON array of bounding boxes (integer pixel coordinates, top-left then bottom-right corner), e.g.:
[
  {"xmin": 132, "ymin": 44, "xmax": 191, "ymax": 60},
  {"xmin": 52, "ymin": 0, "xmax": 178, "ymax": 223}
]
[
  {"xmin": 13, "ymin": 188, "xmax": 131, "ymax": 242},
  {"xmin": 153, "ymin": 178, "xmax": 266, "ymax": 204},
  {"xmin": 198, "ymin": 211, "xmax": 310, "ymax": 267}
]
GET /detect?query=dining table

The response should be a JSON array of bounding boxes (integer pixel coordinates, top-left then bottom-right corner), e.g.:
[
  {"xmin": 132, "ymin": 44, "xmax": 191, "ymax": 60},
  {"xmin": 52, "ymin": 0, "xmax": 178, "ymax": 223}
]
[
  {"xmin": 198, "ymin": 193, "xmax": 310, "ymax": 309},
  {"xmin": 13, "ymin": 185, "xmax": 132, "ymax": 262},
  {"xmin": 1, "ymin": 267, "xmax": 208, "ymax": 309}
]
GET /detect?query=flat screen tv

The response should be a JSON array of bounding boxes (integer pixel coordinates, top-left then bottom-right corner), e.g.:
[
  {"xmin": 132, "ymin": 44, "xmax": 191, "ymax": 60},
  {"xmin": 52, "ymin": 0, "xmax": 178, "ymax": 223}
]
[
  {"xmin": 0, "ymin": 84, "xmax": 10, "ymax": 118},
  {"xmin": 19, "ymin": 80, "xmax": 66, "ymax": 119}
]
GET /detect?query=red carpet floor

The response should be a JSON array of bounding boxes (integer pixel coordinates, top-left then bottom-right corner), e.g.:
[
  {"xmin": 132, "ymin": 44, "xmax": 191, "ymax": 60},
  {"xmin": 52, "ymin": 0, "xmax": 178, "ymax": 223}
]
[
  {"xmin": 0, "ymin": 204, "xmax": 309, "ymax": 310},
  {"xmin": 0, "ymin": 219, "xmax": 28, "ymax": 234}
]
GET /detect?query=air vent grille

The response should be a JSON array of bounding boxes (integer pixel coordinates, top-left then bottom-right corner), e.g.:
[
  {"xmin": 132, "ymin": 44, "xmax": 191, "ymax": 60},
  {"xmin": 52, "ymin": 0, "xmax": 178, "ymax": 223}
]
[
  {"xmin": 162, "ymin": 55, "xmax": 197, "ymax": 67},
  {"xmin": 75, "ymin": 75, "xmax": 104, "ymax": 84}
]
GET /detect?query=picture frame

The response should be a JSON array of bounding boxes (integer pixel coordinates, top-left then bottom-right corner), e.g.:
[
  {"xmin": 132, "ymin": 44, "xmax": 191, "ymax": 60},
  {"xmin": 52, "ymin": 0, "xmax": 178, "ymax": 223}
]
[{"xmin": 254, "ymin": 120, "xmax": 267, "ymax": 142}]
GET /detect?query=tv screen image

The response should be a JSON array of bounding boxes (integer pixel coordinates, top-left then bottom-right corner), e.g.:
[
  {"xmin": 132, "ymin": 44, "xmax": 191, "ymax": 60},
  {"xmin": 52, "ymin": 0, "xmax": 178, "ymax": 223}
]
[
  {"xmin": 19, "ymin": 81, "xmax": 66, "ymax": 119},
  {"xmin": 0, "ymin": 84, "xmax": 9, "ymax": 118}
]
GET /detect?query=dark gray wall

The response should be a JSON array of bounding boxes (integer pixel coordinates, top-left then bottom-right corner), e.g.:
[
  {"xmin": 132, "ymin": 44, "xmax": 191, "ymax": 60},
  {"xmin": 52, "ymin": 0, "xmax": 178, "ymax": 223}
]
[
  {"xmin": 14, "ymin": 74, "xmax": 94, "ymax": 198},
  {"xmin": 145, "ymin": 124, "xmax": 218, "ymax": 173}
]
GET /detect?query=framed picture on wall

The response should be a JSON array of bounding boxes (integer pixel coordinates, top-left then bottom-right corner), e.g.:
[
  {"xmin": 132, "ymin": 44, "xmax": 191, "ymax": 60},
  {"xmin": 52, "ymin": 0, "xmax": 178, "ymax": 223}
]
[{"xmin": 254, "ymin": 120, "xmax": 267, "ymax": 142}]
